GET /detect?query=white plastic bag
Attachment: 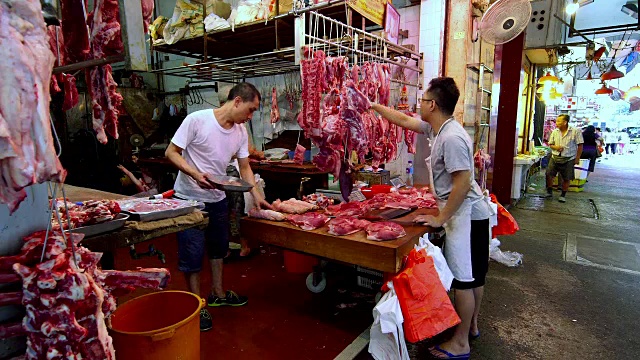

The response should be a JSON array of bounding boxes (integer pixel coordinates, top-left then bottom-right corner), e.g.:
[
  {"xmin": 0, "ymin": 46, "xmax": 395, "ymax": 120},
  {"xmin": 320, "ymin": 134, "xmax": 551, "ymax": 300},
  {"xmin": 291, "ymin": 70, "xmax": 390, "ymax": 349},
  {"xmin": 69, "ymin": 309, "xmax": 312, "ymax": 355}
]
[
  {"xmin": 416, "ymin": 235, "xmax": 454, "ymax": 291},
  {"xmin": 368, "ymin": 283, "xmax": 410, "ymax": 360},
  {"xmin": 244, "ymin": 174, "xmax": 265, "ymax": 213},
  {"xmin": 204, "ymin": 13, "xmax": 231, "ymax": 31},
  {"xmin": 489, "ymin": 238, "xmax": 523, "ymax": 267}
]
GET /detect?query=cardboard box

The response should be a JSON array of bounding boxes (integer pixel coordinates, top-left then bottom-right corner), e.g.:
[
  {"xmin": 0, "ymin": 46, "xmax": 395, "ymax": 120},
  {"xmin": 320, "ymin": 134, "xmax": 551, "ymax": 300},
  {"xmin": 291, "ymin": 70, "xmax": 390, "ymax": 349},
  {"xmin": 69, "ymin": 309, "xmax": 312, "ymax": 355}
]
[{"xmin": 355, "ymin": 170, "xmax": 391, "ymax": 185}]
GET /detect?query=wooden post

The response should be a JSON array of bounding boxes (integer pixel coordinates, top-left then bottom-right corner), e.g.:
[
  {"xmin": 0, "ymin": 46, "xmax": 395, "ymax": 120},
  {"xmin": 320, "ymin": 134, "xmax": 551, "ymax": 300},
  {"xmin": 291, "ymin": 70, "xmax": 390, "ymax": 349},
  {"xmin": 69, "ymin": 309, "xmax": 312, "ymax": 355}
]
[{"xmin": 488, "ymin": 33, "xmax": 525, "ymax": 205}]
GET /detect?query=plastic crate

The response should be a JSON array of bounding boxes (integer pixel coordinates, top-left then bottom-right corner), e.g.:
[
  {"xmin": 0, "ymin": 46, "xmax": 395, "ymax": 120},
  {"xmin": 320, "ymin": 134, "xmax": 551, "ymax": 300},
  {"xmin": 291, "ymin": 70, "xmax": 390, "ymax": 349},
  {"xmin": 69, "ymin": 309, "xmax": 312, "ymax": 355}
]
[{"xmin": 355, "ymin": 266, "xmax": 383, "ymax": 290}]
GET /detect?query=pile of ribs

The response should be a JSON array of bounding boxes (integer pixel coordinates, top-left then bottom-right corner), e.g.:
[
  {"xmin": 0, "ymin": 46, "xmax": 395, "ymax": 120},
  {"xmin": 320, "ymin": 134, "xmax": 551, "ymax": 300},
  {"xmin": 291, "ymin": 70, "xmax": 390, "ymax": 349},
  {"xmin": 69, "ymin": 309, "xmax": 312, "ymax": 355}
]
[
  {"xmin": 51, "ymin": 199, "xmax": 121, "ymax": 230},
  {"xmin": 297, "ymin": 49, "xmax": 419, "ymax": 200},
  {"xmin": 0, "ymin": 230, "xmax": 170, "ymax": 359},
  {"xmin": 247, "ymin": 188, "xmax": 436, "ymax": 239},
  {"xmin": 0, "ymin": 0, "xmax": 67, "ymax": 213}
]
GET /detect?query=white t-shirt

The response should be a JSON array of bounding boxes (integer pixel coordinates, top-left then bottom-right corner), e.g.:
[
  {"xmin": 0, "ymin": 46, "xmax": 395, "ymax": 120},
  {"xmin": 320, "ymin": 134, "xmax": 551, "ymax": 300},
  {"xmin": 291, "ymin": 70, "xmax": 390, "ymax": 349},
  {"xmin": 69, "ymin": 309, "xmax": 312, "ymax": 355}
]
[{"xmin": 172, "ymin": 109, "xmax": 249, "ymax": 202}]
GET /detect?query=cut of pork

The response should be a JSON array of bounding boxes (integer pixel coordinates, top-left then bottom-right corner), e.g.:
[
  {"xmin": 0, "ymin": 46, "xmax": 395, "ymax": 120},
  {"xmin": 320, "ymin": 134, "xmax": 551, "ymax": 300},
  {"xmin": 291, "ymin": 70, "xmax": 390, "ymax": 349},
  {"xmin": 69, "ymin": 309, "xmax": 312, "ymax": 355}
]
[
  {"xmin": 327, "ymin": 217, "xmax": 371, "ymax": 236},
  {"xmin": 248, "ymin": 208, "xmax": 287, "ymax": 221},
  {"xmin": 293, "ymin": 144, "xmax": 306, "ymax": 165},
  {"xmin": 287, "ymin": 212, "xmax": 329, "ymax": 230},
  {"xmin": 365, "ymin": 221, "xmax": 407, "ymax": 241},
  {"xmin": 272, "ymin": 198, "xmax": 318, "ymax": 214},
  {"xmin": 0, "ymin": 0, "xmax": 66, "ymax": 212},
  {"xmin": 270, "ymin": 87, "xmax": 280, "ymax": 123}
]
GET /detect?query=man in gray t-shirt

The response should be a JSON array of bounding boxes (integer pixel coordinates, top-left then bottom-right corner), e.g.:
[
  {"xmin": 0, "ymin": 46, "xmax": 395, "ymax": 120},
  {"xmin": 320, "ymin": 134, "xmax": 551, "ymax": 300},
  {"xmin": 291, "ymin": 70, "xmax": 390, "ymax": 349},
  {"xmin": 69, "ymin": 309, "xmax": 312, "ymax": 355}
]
[{"xmin": 371, "ymin": 77, "xmax": 490, "ymax": 359}]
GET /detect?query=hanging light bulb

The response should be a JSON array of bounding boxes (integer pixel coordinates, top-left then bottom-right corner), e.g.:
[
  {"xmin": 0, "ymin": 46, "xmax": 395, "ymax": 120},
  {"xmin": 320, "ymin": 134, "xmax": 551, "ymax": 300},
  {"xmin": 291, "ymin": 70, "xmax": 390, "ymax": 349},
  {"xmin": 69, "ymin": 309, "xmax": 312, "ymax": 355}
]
[
  {"xmin": 566, "ymin": 0, "xmax": 579, "ymax": 15},
  {"xmin": 538, "ymin": 72, "xmax": 560, "ymax": 85},
  {"xmin": 595, "ymin": 83, "xmax": 613, "ymax": 95},
  {"xmin": 625, "ymin": 85, "xmax": 640, "ymax": 100},
  {"xmin": 601, "ymin": 65, "xmax": 624, "ymax": 81}
]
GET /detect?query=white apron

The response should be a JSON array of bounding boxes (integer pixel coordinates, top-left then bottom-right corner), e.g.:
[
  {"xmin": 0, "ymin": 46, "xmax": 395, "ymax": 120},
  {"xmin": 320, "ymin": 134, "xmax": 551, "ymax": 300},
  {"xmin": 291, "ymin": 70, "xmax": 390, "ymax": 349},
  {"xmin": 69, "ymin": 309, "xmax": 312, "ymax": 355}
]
[{"xmin": 426, "ymin": 119, "xmax": 493, "ymax": 282}]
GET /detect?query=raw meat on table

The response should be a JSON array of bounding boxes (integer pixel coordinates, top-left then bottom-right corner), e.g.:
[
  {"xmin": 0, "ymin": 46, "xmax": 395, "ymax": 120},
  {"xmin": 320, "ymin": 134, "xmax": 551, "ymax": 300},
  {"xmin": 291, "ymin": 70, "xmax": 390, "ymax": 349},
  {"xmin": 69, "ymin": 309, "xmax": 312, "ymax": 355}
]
[
  {"xmin": 248, "ymin": 208, "xmax": 286, "ymax": 221},
  {"xmin": 117, "ymin": 198, "xmax": 193, "ymax": 213},
  {"xmin": 293, "ymin": 144, "xmax": 306, "ymax": 165},
  {"xmin": 270, "ymin": 87, "xmax": 280, "ymax": 123},
  {"xmin": 302, "ymin": 193, "xmax": 335, "ymax": 209},
  {"xmin": 51, "ymin": 199, "xmax": 121, "ymax": 230},
  {"xmin": 327, "ymin": 216, "xmax": 371, "ymax": 236},
  {"xmin": 287, "ymin": 212, "xmax": 329, "ymax": 230},
  {"xmin": 272, "ymin": 198, "xmax": 317, "ymax": 214},
  {"xmin": 325, "ymin": 201, "xmax": 371, "ymax": 217},
  {"xmin": 0, "ymin": 0, "xmax": 67, "ymax": 213},
  {"xmin": 365, "ymin": 221, "xmax": 407, "ymax": 241}
]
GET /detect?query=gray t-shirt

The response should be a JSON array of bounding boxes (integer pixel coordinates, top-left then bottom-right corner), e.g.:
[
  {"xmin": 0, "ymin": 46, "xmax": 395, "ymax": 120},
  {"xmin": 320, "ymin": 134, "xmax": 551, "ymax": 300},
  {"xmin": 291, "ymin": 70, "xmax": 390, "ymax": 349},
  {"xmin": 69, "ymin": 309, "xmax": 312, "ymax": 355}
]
[{"xmin": 421, "ymin": 119, "xmax": 491, "ymax": 220}]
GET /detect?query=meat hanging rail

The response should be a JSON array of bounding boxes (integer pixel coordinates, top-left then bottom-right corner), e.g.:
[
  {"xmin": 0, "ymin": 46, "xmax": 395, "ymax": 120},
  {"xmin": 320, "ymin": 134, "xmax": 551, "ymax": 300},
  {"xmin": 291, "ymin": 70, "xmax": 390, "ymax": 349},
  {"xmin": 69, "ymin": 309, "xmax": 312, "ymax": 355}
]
[{"xmin": 150, "ymin": 3, "xmax": 422, "ymax": 88}]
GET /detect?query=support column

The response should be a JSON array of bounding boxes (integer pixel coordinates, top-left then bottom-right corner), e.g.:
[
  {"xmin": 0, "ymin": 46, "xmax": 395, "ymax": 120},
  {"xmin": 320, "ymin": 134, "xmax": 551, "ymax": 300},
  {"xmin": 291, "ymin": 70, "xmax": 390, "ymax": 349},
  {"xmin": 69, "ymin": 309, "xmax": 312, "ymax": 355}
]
[{"xmin": 488, "ymin": 33, "xmax": 525, "ymax": 205}]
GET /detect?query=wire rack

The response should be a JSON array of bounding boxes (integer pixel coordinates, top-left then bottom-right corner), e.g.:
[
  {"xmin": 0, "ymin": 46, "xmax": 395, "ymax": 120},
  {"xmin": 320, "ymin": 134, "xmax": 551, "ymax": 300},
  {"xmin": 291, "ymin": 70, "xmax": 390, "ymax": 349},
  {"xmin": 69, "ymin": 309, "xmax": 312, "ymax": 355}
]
[{"xmin": 152, "ymin": 11, "xmax": 422, "ymax": 86}]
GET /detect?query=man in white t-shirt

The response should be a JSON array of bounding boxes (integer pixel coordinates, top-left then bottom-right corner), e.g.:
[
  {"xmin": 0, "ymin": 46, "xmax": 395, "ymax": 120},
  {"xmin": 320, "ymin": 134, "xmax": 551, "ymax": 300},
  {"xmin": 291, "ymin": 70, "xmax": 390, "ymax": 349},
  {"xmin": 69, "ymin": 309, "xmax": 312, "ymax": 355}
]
[
  {"xmin": 165, "ymin": 82, "xmax": 271, "ymax": 331},
  {"xmin": 371, "ymin": 77, "xmax": 492, "ymax": 359}
]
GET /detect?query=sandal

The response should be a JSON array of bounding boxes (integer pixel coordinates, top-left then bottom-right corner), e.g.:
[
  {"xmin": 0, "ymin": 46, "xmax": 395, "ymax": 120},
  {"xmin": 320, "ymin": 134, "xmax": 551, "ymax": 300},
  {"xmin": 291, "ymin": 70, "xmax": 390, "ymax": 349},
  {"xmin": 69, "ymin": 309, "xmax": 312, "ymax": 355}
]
[{"xmin": 429, "ymin": 345, "xmax": 470, "ymax": 360}]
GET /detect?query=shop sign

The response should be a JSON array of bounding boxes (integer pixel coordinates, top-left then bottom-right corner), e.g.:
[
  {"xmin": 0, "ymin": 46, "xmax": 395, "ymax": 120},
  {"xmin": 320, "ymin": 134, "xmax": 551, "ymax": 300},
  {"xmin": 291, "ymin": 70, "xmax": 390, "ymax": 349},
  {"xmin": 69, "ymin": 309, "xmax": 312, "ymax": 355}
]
[
  {"xmin": 347, "ymin": 0, "xmax": 388, "ymax": 26},
  {"xmin": 559, "ymin": 96, "xmax": 587, "ymax": 110}
]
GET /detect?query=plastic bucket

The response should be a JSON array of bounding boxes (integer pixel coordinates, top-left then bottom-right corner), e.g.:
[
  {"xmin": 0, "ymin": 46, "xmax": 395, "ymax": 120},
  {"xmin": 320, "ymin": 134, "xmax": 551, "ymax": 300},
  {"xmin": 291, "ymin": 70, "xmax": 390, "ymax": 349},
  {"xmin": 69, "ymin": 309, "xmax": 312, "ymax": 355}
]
[
  {"xmin": 574, "ymin": 159, "xmax": 590, "ymax": 180},
  {"xmin": 283, "ymin": 250, "xmax": 319, "ymax": 273},
  {"xmin": 109, "ymin": 291, "xmax": 205, "ymax": 360}
]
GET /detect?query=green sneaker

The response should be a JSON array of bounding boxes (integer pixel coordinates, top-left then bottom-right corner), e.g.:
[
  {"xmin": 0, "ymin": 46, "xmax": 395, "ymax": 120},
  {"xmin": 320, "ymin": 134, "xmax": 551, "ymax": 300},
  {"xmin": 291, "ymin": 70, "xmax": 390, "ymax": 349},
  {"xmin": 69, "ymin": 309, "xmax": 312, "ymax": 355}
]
[{"xmin": 208, "ymin": 290, "xmax": 248, "ymax": 307}]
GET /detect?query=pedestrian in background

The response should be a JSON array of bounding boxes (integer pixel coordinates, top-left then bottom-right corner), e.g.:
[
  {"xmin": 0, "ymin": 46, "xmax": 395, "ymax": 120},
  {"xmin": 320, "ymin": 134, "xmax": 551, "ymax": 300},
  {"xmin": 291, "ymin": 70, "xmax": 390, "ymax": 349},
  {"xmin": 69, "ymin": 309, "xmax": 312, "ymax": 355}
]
[
  {"xmin": 581, "ymin": 125, "xmax": 599, "ymax": 173},
  {"xmin": 603, "ymin": 128, "xmax": 617, "ymax": 158},
  {"xmin": 546, "ymin": 114, "xmax": 583, "ymax": 203}
]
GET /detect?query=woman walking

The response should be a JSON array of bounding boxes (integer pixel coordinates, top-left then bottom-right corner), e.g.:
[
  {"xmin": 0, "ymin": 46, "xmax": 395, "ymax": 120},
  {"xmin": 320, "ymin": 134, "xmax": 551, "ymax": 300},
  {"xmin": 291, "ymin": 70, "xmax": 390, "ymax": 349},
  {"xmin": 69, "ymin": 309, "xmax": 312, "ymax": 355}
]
[{"xmin": 581, "ymin": 126, "xmax": 599, "ymax": 173}]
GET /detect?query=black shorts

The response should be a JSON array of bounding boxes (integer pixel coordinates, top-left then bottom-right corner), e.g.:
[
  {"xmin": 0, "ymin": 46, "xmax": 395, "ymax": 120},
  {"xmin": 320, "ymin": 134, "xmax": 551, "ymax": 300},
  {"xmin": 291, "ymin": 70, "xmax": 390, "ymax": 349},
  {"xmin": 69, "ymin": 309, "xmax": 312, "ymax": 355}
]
[
  {"xmin": 177, "ymin": 199, "xmax": 229, "ymax": 273},
  {"xmin": 546, "ymin": 156, "xmax": 575, "ymax": 181},
  {"xmin": 451, "ymin": 219, "xmax": 490, "ymax": 290}
]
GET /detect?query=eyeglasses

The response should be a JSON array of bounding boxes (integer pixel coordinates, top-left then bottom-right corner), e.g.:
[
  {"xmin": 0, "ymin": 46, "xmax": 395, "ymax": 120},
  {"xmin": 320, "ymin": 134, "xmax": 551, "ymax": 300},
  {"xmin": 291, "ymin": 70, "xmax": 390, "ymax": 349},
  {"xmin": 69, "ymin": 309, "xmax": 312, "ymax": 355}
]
[{"xmin": 421, "ymin": 98, "xmax": 439, "ymax": 107}]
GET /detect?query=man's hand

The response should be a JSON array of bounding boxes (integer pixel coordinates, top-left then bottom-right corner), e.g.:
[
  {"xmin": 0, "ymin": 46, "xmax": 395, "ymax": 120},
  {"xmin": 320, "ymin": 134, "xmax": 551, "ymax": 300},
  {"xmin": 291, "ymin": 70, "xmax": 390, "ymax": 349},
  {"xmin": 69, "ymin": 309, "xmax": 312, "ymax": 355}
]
[
  {"xmin": 574, "ymin": 158, "xmax": 581, "ymax": 165},
  {"xmin": 251, "ymin": 191, "xmax": 273, "ymax": 210},
  {"xmin": 414, "ymin": 215, "xmax": 445, "ymax": 228},
  {"xmin": 193, "ymin": 172, "xmax": 216, "ymax": 190},
  {"xmin": 553, "ymin": 145, "xmax": 565, "ymax": 152}
]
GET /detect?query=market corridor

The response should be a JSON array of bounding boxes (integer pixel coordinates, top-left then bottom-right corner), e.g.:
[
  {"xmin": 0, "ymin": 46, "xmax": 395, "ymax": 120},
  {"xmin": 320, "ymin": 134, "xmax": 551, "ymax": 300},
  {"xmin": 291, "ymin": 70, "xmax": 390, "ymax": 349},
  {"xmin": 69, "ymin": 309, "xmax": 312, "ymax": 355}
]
[{"xmin": 432, "ymin": 154, "xmax": 640, "ymax": 359}]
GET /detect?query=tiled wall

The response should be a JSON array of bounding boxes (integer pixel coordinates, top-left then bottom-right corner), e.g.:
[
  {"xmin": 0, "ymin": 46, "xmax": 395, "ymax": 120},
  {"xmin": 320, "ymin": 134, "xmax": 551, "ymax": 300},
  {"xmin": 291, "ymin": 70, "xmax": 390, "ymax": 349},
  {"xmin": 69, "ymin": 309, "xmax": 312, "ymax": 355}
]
[{"xmin": 413, "ymin": 0, "xmax": 445, "ymax": 185}]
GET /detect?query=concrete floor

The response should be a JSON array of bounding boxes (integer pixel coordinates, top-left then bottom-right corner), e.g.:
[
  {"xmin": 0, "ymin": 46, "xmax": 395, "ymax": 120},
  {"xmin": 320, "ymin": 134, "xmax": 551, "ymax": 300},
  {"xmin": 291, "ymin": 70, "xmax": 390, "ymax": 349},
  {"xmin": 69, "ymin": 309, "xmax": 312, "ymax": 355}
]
[{"xmin": 402, "ymin": 153, "xmax": 640, "ymax": 359}]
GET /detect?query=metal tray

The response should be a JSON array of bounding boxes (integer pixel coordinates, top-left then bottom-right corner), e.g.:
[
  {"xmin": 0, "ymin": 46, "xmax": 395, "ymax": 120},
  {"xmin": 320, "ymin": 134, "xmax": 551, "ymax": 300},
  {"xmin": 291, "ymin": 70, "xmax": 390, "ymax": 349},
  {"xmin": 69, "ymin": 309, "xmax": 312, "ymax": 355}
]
[
  {"xmin": 73, "ymin": 213, "xmax": 129, "ymax": 237},
  {"xmin": 118, "ymin": 199, "xmax": 198, "ymax": 222},
  {"xmin": 208, "ymin": 175, "xmax": 253, "ymax": 192}
]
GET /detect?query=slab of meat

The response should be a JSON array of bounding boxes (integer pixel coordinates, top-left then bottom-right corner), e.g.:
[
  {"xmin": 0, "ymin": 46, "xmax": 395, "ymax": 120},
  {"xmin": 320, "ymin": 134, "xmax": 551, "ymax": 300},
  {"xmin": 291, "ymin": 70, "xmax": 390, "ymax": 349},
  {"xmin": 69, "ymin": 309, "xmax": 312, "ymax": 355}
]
[
  {"xmin": 1, "ymin": 230, "xmax": 170, "ymax": 360},
  {"xmin": 248, "ymin": 208, "xmax": 286, "ymax": 221},
  {"xmin": 287, "ymin": 212, "xmax": 329, "ymax": 230},
  {"xmin": 365, "ymin": 221, "xmax": 407, "ymax": 241},
  {"xmin": 51, "ymin": 199, "xmax": 121, "ymax": 230},
  {"xmin": 327, "ymin": 217, "xmax": 371, "ymax": 236},
  {"xmin": 60, "ymin": 0, "xmax": 91, "ymax": 64},
  {"xmin": 270, "ymin": 87, "xmax": 280, "ymax": 123},
  {"xmin": 293, "ymin": 144, "xmax": 306, "ymax": 165},
  {"xmin": 301, "ymin": 193, "xmax": 335, "ymax": 209},
  {"xmin": 325, "ymin": 201, "xmax": 371, "ymax": 217},
  {"xmin": 405, "ymin": 128, "xmax": 417, "ymax": 154},
  {"xmin": 272, "ymin": 198, "xmax": 318, "ymax": 214},
  {"xmin": 0, "ymin": 0, "xmax": 67, "ymax": 213},
  {"xmin": 300, "ymin": 49, "xmax": 325, "ymax": 138}
]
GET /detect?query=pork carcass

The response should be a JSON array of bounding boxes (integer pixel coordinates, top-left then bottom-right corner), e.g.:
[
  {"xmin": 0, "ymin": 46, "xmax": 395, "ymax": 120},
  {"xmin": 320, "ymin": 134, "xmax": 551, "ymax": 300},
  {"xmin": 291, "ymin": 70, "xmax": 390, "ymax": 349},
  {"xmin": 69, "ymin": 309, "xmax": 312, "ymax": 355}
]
[
  {"xmin": 0, "ymin": 230, "xmax": 170, "ymax": 360},
  {"xmin": 272, "ymin": 198, "xmax": 318, "ymax": 214},
  {"xmin": 0, "ymin": 0, "xmax": 67, "ymax": 213},
  {"xmin": 327, "ymin": 217, "xmax": 370, "ymax": 236},
  {"xmin": 270, "ymin": 87, "xmax": 280, "ymax": 123},
  {"xmin": 287, "ymin": 212, "xmax": 329, "ymax": 230},
  {"xmin": 248, "ymin": 208, "xmax": 287, "ymax": 221},
  {"xmin": 365, "ymin": 222, "xmax": 406, "ymax": 241},
  {"xmin": 293, "ymin": 144, "xmax": 306, "ymax": 165}
]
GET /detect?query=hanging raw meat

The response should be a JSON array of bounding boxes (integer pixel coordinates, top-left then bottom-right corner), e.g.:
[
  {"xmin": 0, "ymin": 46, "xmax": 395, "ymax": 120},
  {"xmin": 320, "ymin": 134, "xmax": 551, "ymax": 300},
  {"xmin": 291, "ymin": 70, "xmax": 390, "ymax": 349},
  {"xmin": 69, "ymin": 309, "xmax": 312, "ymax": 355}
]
[
  {"xmin": 405, "ymin": 128, "xmax": 417, "ymax": 154},
  {"xmin": 270, "ymin": 87, "xmax": 280, "ymax": 123},
  {"xmin": 0, "ymin": 230, "xmax": 170, "ymax": 359},
  {"xmin": 0, "ymin": 0, "xmax": 67, "ymax": 213},
  {"xmin": 293, "ymin": 144, "xmax": 306, "ymax": 164}
]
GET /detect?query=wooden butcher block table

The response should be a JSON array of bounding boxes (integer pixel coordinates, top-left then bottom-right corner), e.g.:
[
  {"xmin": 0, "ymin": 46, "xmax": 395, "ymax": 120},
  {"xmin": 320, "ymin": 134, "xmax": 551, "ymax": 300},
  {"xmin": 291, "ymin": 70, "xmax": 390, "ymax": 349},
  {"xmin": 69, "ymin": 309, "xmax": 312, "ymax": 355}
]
[
  {"xmin": 241, "ymin": 208, "xmax": 440, "ymax": 274},
  {"xmin": 63, "ymin": 185, "xmax": 208, "ymax": 268}
]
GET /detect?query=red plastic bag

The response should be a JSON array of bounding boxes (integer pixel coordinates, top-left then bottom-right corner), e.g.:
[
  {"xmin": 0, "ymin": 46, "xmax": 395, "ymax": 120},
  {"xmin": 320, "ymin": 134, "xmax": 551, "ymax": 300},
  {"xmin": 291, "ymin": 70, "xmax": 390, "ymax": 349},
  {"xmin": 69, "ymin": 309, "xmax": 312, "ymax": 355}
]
[
  {"xmin": 386, "ymin": 248, "xmax": 460, "ymax": 343},
  {"xmin": 490, "ymin": 194, "xmax": 519, "ymax": 237}
]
